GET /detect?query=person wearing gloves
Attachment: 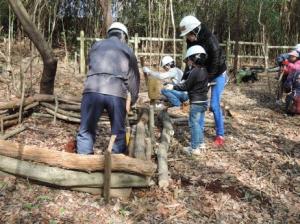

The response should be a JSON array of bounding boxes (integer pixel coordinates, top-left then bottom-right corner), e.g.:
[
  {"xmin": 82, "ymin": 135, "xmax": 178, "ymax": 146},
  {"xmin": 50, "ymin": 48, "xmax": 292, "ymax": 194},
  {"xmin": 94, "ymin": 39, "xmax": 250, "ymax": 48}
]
[
  {"xmin": 76, "ymin": 22, "xmax": 140, "ymax": 154},
  {"xmin": 179, "ymin": 15, "xmax": 228, "ymax": 147},
  {"xmin": 164, "ymin": 45, "xmax": 208, "ymax": 155},
  {"xmin": 143, "ymin": 56, "xmax": 188, "ymax": 108}
]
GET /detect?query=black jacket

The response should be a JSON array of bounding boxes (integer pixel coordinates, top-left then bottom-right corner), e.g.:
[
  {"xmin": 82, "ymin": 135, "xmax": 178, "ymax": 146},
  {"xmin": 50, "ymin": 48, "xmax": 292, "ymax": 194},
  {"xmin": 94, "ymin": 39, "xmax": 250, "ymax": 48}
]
[
  {"xmin": 186, "ymin": 24, "xmax": 227, "ymax": 81},
  {"xmin": 173, "ymin": 67, "xmax": 208, "ymax": 103}
]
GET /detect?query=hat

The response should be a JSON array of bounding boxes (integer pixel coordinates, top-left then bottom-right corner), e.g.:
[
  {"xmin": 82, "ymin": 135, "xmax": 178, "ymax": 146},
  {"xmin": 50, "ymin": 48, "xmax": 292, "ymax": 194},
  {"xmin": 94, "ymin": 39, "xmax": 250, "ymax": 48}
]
[{"xmin": 288, "ymin": 51, "xmax": 299, "ymax": 58}]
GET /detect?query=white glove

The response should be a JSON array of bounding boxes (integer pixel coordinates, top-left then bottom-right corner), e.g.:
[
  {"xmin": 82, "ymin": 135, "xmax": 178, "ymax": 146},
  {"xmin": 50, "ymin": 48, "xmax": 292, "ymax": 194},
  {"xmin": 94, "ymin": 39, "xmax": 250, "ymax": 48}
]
[
  {"xmin": 164, "ymin": 84, "xmax": 174, "ymax": 90},
  {"xmin": 143, "ymin": 67, "xmax": 151, "ymax": 74}
]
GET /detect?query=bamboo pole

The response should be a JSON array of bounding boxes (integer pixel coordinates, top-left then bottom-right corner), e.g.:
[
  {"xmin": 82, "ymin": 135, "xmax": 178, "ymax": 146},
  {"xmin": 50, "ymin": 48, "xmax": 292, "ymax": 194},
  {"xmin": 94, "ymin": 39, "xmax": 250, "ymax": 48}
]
[{"xmin": 80, "ymin": 30, "xmax": 85, "ymax": 75}]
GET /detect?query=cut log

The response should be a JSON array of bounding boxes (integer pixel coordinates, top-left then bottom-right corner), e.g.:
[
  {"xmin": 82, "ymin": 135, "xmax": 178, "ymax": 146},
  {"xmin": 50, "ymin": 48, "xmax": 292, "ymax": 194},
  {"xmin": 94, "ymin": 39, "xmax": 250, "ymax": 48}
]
[
  {"xmin": 41, "ymin": 102, "xmax": 81, "ymax": 118},
  {"xmin": 0, "ymin": 94, "xmax": 82, "ymax": 111},
  {"xmin": 127, "ymin": 125, "xmax": 136, "ymax": 157},
  {"xmin": 138, "ymin": 108, "xmax": 149, "ymax": 125},
  {"xmin": 0, "ymin": 155, "xmax": 150, "ymax": 188},
  {"xmin": 44, "ymin": 108, "xmax": 80, "ymax": 123},
  {"xmin": 149, "ymin": 105, "xmax": 155, "ymax": 143},
  {"xmin": 0, "ymin": 126, "xmax": 27, "ymax": 140},
  {"xmin": 157, "ymin": 111, "xmax": 174, "ymax": 189},
  {"xmin": 134, "ymin": 121, "xmax": 146, "ymax": 160},
  {"xmin": 71, "ymin": 187, "xmax": 132, "ymax": 198},
  {"xmin": 3, "ymin": 119, "xmax": 18, "ymax": 128},
  {"xmin": 145, "ymin": 137, "xmax": 152, "ymax": 160},
  {"xmin": 0, "ymin": 94, "xmax": 55, "ymax": 110},
  {"xmin": 58, "ymin": 103, "xmax": 81, "ymax": 112},
  {"xmin": 0, "ymin": 140, "xmax": 156, "ymax": 176},
  {"xmin": 171, "ymin": 117, "xmax": 229, "ymax": 127}
]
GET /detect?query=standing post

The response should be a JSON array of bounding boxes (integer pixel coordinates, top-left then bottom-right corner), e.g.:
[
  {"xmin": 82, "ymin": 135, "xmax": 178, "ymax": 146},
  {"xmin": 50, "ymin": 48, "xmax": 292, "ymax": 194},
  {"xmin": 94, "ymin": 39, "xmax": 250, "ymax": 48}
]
[
  {"xmin": 80, "ymin": 30, "xmax": 85, "ymax": 75},
  {"xmin": 226, "ymin": 34, "xmax": 231, "ymax": 67},
  {"xmin": 181, "ymin": 39, "xmax": 187, "ymax": 70},
  {"xmin": 149, "ymin": 105, "xmax": 154, "ymax": 143},
  {"xmin": 134, "ymin": 33, "xmax": 138, "ymax": 57}
]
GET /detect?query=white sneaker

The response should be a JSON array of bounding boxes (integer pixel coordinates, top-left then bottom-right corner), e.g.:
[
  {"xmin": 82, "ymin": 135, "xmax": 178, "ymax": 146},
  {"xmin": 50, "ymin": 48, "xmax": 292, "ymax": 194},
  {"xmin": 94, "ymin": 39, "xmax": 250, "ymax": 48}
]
[
  {"xmin": 191, "ymin": 148, "xmax": 202, "ymax": 156},
  {"xmin": 198, "ymin": 143, "xmax": 206, "ymax": 150}
]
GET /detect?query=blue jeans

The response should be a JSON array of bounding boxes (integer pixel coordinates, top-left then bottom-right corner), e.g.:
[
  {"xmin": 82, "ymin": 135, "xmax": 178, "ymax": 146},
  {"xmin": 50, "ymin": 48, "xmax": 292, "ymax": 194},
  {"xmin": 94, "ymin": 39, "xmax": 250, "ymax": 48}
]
[
  {"xmin": 210, "ymin": 72, "xmax": 228, "ymax": 136},
  {"xmin": 189, "ymin": 103, "xmax": 207, "ymax": 149},
  {"xmin": 77, "ymin": 92, "xmax": 126, "ymax": 154},
  {"xmin": 161, "ymin": 89, "xmax": 188, "ymax": 106}
]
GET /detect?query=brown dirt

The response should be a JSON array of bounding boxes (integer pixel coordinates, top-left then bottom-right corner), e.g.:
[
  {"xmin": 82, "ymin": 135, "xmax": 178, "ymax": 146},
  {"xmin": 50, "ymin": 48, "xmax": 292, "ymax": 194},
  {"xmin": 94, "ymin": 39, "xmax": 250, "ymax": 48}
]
[{"xmin": 0, "ymin": 44, "xmax": 299, "ymax": 223}]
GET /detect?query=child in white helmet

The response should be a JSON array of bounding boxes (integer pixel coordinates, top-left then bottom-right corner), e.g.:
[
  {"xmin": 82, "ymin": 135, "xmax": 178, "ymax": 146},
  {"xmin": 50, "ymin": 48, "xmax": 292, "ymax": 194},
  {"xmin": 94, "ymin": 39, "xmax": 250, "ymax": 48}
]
[
  {"xmin": 179, "ymin": 15, "xmax": 228, "ymax": 147},
  {"xmin": 143, "ymin": 56, "xmax": 188, "ymax": 108},
  {"xmin": 164, "ymin": 45, "xmax": 208, "ymax": 155}
]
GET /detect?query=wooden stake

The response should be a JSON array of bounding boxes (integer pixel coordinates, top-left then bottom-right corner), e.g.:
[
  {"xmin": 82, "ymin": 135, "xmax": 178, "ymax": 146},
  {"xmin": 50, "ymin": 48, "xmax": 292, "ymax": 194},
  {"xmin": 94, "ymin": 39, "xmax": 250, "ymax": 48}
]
[
  {"xmin": 103, "ymin": 134, "xmax": 117, "ymax": 204},
  {"xmin": 18, "ymin": 63, "xmax": 25, "ymax": 124},
  {"xmin": 53, "ymin": 95, "xmax": 58, "ymax": 124}
]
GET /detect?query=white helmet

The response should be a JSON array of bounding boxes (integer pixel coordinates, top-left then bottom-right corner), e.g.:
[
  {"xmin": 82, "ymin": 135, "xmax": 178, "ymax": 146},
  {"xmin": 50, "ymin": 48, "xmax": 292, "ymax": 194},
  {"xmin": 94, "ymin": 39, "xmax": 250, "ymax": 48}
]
[
  {"xmin": 107, "ymin": 22, "xmax": 128, "ymax": 38},
  {"xmin": 161, "ymin": 56, "xmax": 174, "ymax": 67},
  {"xmin": 179, "ymin": 16, "xmax": 201, "ymax": 37},
  {"xmin": 185, "ymin": 45, "xmax": 206, "ymax": 59},
  {"xmin": 295, "ymin": 43, "xmax": 300, "ymax": 50}
]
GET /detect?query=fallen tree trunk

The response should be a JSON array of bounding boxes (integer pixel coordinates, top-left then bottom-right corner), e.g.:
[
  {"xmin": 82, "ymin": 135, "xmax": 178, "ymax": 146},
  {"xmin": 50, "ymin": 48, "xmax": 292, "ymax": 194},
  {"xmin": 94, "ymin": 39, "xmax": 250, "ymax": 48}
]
[
  {"xmin": 0, "ymin": 126, "xmax": 27, "ymax": 140},
  {"xmin": 0, "ymin": 155, "xmax": 150, "ymax": 188},
  {"xmin": 58, "ymin": 103, "xmax": 81, "ymax": 112},
  {"xmin": 157, "ymin": 111, "xmax": 174, "ymax": 188},
  {"xmin": 0, "ymin": 140, "xmax": 156, "ymax": 176},
  {"xmin": 3, "ymin": 119, "xmax": 18, "ymax": 128},
  {"xmin": 0, "ymin": 94, "xmax": 54, "ymax": 110},
  {"xmin": 44, "ymin": 108, "xmax": 81, "ymax": 123},
  {"xmin": 0, "ymin": 94, "xmax": 82, "ymax": 111},
  {"xmin": 41, "ymin": 102, "xmax": 81, "ymax": 118}
]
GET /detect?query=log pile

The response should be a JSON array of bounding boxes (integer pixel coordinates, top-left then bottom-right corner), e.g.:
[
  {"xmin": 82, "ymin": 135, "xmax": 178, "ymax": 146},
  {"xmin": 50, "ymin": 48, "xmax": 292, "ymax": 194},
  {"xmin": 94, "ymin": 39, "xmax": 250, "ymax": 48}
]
[
  {"xmin": 0, "ymin": 94, "xmax": 178, "ymax": 197},
  {"xmin": 0, "ymin": 94, "xmax": 157, "ymax": 198}
]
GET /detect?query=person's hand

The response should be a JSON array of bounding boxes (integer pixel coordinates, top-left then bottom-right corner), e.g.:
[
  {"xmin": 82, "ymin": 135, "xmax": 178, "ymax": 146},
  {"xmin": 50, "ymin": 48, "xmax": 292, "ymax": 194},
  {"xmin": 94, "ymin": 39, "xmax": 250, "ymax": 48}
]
[
  {"xmin": 164, "ymin": 84, "xmax": 174, "ymax": 90},
  {"xmin": 143, "ymin": 67, "xmax": 151, "ymax": 74},
  {"xmin": 282, "ymin": 60, "xmax": 289, "ymax": 66}
]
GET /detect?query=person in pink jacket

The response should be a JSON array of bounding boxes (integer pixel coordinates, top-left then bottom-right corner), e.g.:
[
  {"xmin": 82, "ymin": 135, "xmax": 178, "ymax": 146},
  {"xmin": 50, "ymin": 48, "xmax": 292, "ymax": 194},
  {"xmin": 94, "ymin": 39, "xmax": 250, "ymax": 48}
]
[{"xmin": 283, "ymin": 51, "xmax": 300, "ymax": 75}]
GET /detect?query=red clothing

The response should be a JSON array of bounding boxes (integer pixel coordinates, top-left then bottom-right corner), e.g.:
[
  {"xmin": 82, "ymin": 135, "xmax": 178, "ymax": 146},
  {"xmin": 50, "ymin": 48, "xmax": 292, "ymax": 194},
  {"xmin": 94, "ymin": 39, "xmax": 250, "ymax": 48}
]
[{"xmin": 283, "ymin": 60, "xmax": 300, "ymax": 75}]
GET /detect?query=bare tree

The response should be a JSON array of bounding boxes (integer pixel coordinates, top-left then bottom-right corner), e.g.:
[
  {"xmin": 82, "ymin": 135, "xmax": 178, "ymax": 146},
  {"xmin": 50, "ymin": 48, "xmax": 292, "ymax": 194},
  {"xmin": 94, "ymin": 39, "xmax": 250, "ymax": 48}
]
[
  {"xmin": 99, "ymin": 0, "xmax": 112, "ymax": 36},
  {"xmin": 7, "ymin": 0, "xmax": 58, "ymax": 94}
]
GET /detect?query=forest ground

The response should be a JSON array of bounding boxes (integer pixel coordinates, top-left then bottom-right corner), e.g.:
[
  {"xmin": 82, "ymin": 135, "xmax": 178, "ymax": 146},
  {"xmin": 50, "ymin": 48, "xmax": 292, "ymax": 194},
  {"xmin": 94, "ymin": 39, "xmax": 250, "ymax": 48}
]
[{"xmin": 0, "ymin": 46, "xmax": 299, "ymax": 223}]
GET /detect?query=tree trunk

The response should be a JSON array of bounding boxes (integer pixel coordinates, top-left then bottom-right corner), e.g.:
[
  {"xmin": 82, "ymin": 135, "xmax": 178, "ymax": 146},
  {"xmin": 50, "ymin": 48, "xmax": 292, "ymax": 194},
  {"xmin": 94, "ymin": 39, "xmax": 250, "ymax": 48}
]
[
  {"xmin": 232, "ymin": 0, "xmax": 242, "ymax": 81},
  {"xmin": 99, "ymin": 0, "xmax": 112, "ymax": 36},
  {"xmin": 7, "ymin": 0, "xmax": 57, "ymax": 94}
]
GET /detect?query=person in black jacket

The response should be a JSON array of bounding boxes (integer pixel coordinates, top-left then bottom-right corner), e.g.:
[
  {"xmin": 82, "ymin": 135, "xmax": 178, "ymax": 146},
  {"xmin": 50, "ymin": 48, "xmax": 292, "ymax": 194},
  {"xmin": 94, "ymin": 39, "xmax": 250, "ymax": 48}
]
[
  {"xmin": 164, "ymin": 45, "xmax": 208, "ymax": 155},
  {"xmin": 179, "ymin": 15, "xmax": 228, "ymax": 147},
  {"xmin": 76, "ymin": 22, "xmax": 140, "ymax": 154}
]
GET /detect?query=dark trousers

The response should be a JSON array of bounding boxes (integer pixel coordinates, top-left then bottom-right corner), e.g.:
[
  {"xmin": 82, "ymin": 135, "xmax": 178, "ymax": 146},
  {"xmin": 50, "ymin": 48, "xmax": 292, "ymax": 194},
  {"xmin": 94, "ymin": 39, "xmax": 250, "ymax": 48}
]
[{"xmin": 77, "ymin": 92, "xmax": 126, "ymax": 154}]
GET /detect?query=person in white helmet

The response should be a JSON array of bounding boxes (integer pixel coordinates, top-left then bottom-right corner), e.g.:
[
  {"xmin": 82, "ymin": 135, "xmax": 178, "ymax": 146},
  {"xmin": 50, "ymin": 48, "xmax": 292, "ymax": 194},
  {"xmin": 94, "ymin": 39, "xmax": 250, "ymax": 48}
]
[
  {"xmin": 164, "ymin": 45, "xmax": 209, "ymax": 155},
  {"xmin": 76, "ymin": 22, "xmax": 140, "ymax": 154},
  {"xmin": 179, "ymin": 15, "xmax": 228, "ymax": 147},
  {"xmin": 143, "ymin": 56, "xmax": 188, "ymax": 107}
]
